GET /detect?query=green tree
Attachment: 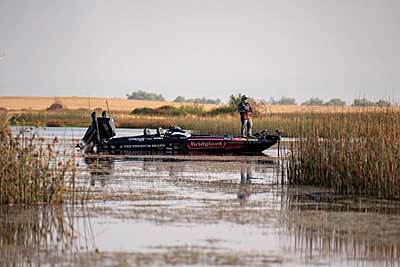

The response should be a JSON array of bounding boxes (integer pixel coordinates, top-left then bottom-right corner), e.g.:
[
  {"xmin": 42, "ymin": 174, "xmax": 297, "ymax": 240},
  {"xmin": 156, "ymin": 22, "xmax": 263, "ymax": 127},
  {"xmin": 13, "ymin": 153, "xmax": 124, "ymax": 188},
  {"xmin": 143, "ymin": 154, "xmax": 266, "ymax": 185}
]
[
  {"xmin": 375, "ymin": 100, "xmax": 392, "ymax": 107},
  {"xmin": 228, "ymin": 94, "xmax": 243, "ymax": 108},
  {"xmin": 174, "ymin": 96, "xmax": 221, "ymax": 105},
  {"xmin": 351, "ymin": 98, "xmax": 375, "ymax": 107},
  {"xmin": 193, "ymin": 97, "xmax": 206, "ymax": 104},
  {"xmin": 301, "ymin": 98, "xmax": 324, "ymax": 106},
  {"xmin": 173, "ymin": 96, "xmax": 186, "ymax": 102},
  {"xmin": 127, "ymin": 90, "xmax": 165, "ymax": 101},
  {"xmin": 324, "ymin": 98, "xmax": 346, "ymax": 106},
  {"xmin": 275, "ymin": 96, "xmax": 297, "ymax": 105},
  {"xmin": 201, "ymin": 98, "xmax": 221, "ymax": 105}
]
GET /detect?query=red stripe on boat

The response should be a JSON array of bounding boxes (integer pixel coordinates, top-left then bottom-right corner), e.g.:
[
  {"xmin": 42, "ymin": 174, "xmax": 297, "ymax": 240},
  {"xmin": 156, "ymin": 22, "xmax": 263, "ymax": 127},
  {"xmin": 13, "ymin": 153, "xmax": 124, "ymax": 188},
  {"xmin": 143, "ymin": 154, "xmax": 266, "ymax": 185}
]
[{"xmin": 188, "ymin": 138, "xmax": 224, "ymax": 141}]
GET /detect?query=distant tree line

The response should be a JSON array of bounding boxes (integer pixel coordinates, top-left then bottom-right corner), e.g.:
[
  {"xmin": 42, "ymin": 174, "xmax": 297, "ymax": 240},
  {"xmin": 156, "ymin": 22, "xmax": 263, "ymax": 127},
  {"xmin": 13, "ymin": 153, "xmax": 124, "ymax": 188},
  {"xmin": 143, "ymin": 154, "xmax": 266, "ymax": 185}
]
[
  {"xmin": 299, "ymin": 97, "xmax": 392, "ymax": 107},
  {"xmin": 126, "ymin": 90, "xmax": 394, "ymax": 107},
  {"xmin": 268, "ymin": 97, "xmax": 297, "ymax": 105},
  {"xmin": 351, "ymin": 98, "xmax": 392, "ymax": 107},
  {"xmin": 173, "ymin": 96, "xmax": 221, "ymax": 105},
  {"xmin": 234, "ymin": 95, "xmax": 393, "ymax": 107},
  {"xmin": 301, "ymin": 98, "xmax": 346, "ymax": 106},
  {"xmin": 126, "ymin": 90, "xmax": 221, "ymax": 104},
  {"xmin": 227, "ymin": 95, "xmax": 298, "ymax": 107},
  {"xmin": 127, "ymin": 90, "xmax": 165, "ymax": 101}
]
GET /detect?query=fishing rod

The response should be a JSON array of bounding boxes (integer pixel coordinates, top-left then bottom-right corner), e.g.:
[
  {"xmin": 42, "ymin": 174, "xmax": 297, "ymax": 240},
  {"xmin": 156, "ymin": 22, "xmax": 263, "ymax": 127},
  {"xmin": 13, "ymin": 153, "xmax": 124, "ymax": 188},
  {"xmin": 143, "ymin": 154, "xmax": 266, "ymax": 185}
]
[{"xmin": 106, "ymin": 100, "xmax": 111, "ymax": 117}]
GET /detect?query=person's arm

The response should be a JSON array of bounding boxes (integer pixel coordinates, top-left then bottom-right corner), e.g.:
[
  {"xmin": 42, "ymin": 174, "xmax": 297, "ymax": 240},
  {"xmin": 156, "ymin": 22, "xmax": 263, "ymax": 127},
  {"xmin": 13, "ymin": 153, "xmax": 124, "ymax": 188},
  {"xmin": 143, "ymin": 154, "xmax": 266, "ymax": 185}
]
[
  {"xmin": 238, "ymin": 103, "xmax": 245, "ymax": 113},
  {"xmin": 249, "ymin": 103, "xmax": 253, "ymax": 113}
]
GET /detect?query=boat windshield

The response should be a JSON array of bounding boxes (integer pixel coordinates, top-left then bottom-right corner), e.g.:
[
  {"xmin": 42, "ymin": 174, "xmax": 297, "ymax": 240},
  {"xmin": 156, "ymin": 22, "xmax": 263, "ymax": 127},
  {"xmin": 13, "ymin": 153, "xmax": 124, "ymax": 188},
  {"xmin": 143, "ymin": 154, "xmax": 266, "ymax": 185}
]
[{"xmin": 165, "ymin": 125, "xmax": 191, "ymax": 138}]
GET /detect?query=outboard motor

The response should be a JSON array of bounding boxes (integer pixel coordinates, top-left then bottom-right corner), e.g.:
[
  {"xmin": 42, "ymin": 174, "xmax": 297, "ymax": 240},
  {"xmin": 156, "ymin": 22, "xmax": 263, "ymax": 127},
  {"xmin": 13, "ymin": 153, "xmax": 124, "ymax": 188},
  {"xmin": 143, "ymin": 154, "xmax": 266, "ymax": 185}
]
[
  {"xmin": 76, "ymin": 111, "xmax": 116, "ymax": 149},
  {"xmin": 97, "ymin": 116, "xmax": 116, "ymax": 140}
]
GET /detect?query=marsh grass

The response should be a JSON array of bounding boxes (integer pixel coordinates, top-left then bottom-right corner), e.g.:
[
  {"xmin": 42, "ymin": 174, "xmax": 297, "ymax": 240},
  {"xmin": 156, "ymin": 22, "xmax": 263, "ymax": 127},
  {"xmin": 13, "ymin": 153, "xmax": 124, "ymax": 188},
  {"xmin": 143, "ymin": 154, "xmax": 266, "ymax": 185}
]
[
  {"xmin": 131, "ymin": 104, "xmax": 207, "ymax": 116},
  {"xmin": 10, "ymin": 110, "xmax": 296, "ymax": 135},
  {"xmin": 8, "ymin": 107, "xmax": 400, "ymax": 198},
  {"xmin": 11, "ymin": 106, "xmax": 365, "ymax": 136},
  {"xmin": 0, "ymin": 112, "xmax": 76, "ymax": 205},
  {"xmin": 287, "ymin": 108, "xmax": 400, "ymax": 198}
]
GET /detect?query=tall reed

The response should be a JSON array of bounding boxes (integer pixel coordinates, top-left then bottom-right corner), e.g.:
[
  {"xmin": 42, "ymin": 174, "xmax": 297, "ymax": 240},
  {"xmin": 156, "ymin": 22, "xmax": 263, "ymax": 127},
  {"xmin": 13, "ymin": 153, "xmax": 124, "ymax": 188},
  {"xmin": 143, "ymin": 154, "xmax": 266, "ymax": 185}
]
[
  {"xmin": 287, "ymin": 108, "xmax": 400, "ymax": 198},
  {"xmin": 0, "ymin": 112, "xmax": 75, "ymax": 205}
]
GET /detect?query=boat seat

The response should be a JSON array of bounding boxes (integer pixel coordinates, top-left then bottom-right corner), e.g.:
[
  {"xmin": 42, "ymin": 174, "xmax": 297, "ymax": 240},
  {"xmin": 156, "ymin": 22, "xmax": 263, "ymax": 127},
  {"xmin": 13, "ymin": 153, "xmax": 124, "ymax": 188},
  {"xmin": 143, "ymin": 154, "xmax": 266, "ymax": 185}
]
[{"xmin": 143, "ymin": 128, "xmax": 151, "ymax": 136}]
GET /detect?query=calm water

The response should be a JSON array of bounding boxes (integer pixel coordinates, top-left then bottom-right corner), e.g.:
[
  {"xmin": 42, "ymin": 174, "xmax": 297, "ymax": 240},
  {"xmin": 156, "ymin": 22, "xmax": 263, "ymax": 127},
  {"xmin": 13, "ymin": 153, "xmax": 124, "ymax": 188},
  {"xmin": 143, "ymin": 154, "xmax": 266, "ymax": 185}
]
[{"xmin": 1, "ymin": 127, "xmax": 400, "ymax": 266}]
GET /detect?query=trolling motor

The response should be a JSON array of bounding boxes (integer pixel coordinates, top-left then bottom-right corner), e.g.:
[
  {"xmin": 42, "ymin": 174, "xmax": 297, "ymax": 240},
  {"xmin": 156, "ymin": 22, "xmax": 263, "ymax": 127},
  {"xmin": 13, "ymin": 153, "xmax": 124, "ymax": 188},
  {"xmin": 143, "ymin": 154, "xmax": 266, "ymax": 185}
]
[
  {"xmin": 76, "ymin": 111, "xmax": 116, "ymax": 150},
  {"xmin": 254, "ymin": 129, "xmax": 279, "ymax": 140},
  {"xmin": 254, "ymin": 128, "xmax": 281, "ymax": 155}
]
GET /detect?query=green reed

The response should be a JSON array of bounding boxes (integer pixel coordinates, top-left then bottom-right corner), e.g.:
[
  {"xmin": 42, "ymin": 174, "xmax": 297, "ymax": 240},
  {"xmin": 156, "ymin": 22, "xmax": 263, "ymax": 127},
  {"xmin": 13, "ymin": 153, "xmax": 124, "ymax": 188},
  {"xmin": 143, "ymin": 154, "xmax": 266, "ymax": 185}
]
[
  {"xmin": 0, "ymin": 112, "xmax": 75, "ymax": 205},
  {"xmin": 287, "ymin": 108, "xmax": 400, "ymax": 198}
]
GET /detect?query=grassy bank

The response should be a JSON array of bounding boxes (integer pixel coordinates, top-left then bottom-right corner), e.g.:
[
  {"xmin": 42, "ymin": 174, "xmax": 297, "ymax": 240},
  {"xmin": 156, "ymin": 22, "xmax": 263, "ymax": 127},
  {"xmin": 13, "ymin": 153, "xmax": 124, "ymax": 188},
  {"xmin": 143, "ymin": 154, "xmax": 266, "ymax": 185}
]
[
  {"xmin": 9, "ymin": 109, "xmax": 306, "ymax": 136},
  {"xmin": 0, "ymin": 112, "xmax": 75, "ymax": 205},
  {"xmin": 287, "ymin": 108, "xmax": 400, "ymax": 199},
  {"xmin": 11, "ymin": 108, "xmax": 398, "ymax": 136}
]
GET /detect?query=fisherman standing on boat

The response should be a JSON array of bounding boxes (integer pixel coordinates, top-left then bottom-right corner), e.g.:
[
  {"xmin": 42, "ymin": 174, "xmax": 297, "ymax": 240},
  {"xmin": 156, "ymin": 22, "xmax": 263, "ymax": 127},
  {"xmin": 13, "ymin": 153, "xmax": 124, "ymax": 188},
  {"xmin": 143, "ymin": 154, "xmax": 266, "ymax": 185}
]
[{"xmin": 238, "ymin": 95, "xmax": 254, "ymax": 137}]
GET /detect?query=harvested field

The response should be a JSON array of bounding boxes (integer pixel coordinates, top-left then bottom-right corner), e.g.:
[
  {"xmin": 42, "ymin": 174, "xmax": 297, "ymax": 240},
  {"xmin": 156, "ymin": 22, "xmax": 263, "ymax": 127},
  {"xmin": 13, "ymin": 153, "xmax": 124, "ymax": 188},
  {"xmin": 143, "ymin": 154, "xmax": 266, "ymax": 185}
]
[{"xmin": 0, "ymin": 96, "xmax": 217, "ymax": 111}]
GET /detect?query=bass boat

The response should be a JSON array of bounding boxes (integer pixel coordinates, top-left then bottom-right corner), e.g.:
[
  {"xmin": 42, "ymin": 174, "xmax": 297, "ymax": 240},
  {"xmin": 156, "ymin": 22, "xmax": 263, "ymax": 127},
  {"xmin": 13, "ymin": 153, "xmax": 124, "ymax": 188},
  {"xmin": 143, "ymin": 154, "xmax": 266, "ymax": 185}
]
[{"xmin": 76, "ymin": 112, "xmax": 280, "ymax": 155}]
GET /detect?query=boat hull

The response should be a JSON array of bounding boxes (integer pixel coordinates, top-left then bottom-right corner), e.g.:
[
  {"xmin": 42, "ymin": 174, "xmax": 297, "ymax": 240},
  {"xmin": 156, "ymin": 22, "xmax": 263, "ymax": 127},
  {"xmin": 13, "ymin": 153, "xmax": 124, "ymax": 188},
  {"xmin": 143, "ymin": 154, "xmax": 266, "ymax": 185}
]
[{"xmin": 95, "ymin": 134, "xmax": 279, "ymax": 155}]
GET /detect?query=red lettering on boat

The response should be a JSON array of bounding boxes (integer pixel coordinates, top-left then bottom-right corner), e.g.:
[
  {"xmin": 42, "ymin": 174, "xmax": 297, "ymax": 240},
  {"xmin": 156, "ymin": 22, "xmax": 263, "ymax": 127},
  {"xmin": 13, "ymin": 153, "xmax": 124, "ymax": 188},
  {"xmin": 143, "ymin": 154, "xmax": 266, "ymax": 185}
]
[{"xmin": 188, "ymin": 140, "xmax": 225, "ymax": 149}]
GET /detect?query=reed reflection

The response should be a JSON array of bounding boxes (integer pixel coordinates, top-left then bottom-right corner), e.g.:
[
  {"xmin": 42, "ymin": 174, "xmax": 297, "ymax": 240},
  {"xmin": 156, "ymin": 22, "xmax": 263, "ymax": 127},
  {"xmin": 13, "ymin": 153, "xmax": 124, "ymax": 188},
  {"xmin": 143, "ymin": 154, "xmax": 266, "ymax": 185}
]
[
  {"xmin": 80, "ymin": 154, "xmax": 400, "ymax": 266},
  {"xmin": 0, "ymin": 205, "xmax": 94, "ymax": 266},
  {"xmin": 282, "ymin": 191, "xmax": 400, "ymax": 266}
]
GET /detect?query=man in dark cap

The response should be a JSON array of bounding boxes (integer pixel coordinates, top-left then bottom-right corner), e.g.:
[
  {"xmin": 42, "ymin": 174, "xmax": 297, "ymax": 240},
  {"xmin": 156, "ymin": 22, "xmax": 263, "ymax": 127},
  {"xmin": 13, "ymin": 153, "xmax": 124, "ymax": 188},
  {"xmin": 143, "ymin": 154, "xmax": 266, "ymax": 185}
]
[{"xmin": 237, "ymin": 95, "xmax": 254, "ymax": 137}]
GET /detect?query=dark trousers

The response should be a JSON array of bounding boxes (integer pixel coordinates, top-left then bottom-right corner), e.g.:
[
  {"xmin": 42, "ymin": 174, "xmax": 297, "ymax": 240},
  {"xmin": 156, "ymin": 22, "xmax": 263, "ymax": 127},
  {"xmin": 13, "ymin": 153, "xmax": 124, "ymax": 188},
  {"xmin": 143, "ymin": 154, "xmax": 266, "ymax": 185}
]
[{"xmin": 240, "ymin": 118, "xmax": 253, "ymax": 137}]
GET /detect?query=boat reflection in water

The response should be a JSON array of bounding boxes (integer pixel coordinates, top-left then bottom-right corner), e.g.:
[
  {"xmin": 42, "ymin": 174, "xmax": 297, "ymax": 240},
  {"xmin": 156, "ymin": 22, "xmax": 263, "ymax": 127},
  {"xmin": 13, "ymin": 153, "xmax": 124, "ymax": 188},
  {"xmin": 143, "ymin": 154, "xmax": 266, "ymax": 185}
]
[
  {"xmin": 82, "ymin": 154, "xmax": 275, "ymax": 204},
  {"xmin": 237, "ymin": 165, "xmax": 254, "ymax": 203},
  {"xmin": 84, "ymin": 156, "xmax": 114, "ymax": 187}
]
